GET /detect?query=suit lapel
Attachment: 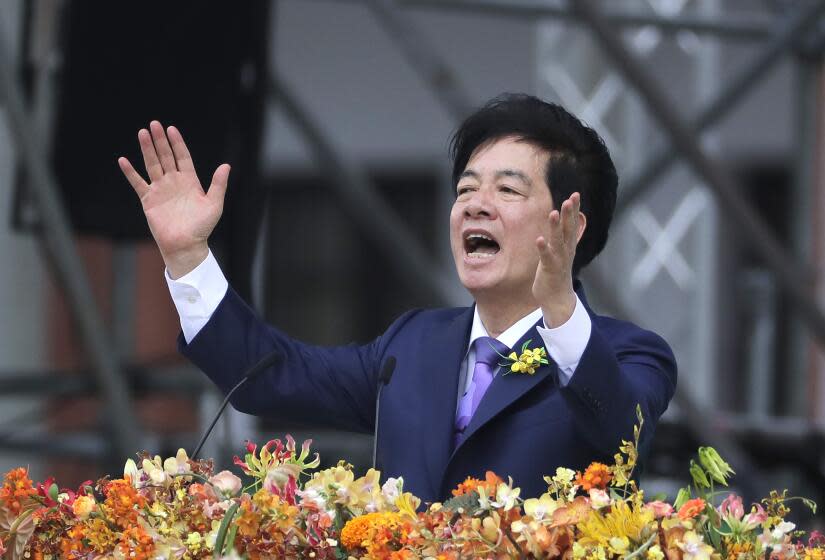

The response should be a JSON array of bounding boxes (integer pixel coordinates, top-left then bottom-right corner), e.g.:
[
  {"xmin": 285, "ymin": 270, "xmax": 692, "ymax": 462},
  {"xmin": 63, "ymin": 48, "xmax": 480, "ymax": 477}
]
[
  {"xmin": 450, "ymin": 319, "xmax": 558, "ymax": 456},
  {"xmin": 416, "ymin": 306, "xmax": 473, "ymax": 492}
]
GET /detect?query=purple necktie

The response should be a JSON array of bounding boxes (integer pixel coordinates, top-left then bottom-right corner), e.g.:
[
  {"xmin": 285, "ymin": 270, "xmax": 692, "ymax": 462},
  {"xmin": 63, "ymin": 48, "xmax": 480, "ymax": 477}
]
[{"xmin": 454, "ymin": 337, "xmax": 507, "ymax": 446}]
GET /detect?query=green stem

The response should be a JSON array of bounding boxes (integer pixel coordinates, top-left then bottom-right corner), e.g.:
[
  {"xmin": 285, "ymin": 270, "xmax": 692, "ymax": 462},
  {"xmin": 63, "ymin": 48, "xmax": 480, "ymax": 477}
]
[{"xmin": 623, "ymin": 532, "xmax": 657, "ymax": 560}]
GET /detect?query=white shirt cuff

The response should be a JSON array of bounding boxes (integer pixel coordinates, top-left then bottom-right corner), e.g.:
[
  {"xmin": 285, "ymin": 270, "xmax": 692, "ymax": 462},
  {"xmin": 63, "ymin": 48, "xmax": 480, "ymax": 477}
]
[
  {"xmin": 536, "ymin": 294, "xmax": 592, "ymax": 386},
  {"xmin": 165, "ymin": 249, "xmax": 229, "ymax": 344}
]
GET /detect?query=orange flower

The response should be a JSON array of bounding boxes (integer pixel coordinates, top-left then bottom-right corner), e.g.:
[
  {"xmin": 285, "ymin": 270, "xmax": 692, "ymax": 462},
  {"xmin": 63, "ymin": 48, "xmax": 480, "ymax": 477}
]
[
  {"xmin": 575, "ymin": 463, "xmax": 612, "ymax": 491},
  {"xmin": 451, "ymin": 471, "xmax": 502, "ymax": 497},
  {"xmin": 117, "ymin": 526, "xmax": 155, "ymax": 560},
  {"xmin": 452, "ymin": 476, "xmax": 484, "ymax": 497},
  {"xmin": 0, "ymin": 467, "xmax": 36, "ymax": 515},
  {"xmin": 678, "ymin": 498, "xmax": 707, "ymax": 520},
  {"xmin": 341, "ymin": 512, "xmax": 403, "ymax": 550},
  {"xmin": 60, "ymin": 525, "xmax": 88, "ymax": 558},
  {"xmin": 103, "ymin": 478, "xmax": 147, "ymax": 528}
]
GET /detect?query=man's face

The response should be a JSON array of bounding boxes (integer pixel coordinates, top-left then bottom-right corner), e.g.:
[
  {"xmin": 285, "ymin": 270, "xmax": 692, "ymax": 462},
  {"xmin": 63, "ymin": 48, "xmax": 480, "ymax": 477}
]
[{"xmin": 450, "ymin": 136, "xmax": 554, "ymax": 302}]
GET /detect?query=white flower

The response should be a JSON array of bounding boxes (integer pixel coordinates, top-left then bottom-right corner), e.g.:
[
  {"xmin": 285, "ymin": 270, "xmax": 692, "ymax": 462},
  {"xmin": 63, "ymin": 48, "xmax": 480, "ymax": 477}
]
[
  {"xmin": 382, "ymin": 477, "xmax": 403, "ymax": 503},
  {"xmin": 491, "ymin": 481, "xmax": 521, "ymax": 511},
  {"xmin": 124, "ymin": 458, "xmax": 139, "ymax": 485}
]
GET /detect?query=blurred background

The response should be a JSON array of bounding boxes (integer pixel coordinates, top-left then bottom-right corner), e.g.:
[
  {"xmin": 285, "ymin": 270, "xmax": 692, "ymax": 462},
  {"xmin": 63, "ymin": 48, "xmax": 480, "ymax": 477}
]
[{"xmin": 1, "ymin": 0, "xmax": 824, "ymax": 525}]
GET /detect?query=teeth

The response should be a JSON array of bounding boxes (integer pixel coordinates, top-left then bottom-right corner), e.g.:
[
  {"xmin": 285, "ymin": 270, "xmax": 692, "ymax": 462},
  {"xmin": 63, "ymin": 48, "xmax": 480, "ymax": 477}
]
[
  {"xmin": 466, "ymin": 233, "xmax": 493, "ymax": 241},
  {"xmin": 467, "ymin": 252, "xmax": 496, "ymax": 258}
]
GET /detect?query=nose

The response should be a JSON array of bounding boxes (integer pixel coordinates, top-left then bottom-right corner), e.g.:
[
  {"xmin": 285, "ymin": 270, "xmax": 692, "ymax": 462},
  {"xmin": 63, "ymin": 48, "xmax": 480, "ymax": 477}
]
[{"xmin": 463, "ymin": 187, "xmax": 496, "ymax": 218}]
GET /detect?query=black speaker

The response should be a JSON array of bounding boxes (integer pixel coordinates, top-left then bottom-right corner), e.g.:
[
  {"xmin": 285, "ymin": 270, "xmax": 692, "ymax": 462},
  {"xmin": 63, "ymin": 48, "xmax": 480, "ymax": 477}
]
[
  {"xmin": 44, "ymin": 0, "xmax": 271, "ymax": 242},
  {"xmin": 14, "ymin": 0, "xmax": 272, "ymax": 299}
]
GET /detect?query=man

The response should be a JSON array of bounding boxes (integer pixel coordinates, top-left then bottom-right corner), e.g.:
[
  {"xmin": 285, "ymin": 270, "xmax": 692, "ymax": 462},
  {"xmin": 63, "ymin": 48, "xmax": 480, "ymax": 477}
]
[{"xmin": 119, "ymin": 93, "xmax": 676, "ymax": 503}]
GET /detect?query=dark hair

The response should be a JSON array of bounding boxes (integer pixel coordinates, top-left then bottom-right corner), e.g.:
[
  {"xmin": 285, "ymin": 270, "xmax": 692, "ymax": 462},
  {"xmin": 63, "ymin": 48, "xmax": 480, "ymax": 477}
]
[{"xmin": 449, "ymin": 93, "xmax": 618, "ymax": 275}]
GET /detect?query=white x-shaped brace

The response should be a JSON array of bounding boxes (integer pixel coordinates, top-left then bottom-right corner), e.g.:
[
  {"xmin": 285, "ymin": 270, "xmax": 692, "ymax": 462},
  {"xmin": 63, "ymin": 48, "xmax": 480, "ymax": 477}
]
[
  {"xmin": 629, "ymin": 187, "xmax": 708, "ymax": 291},
  {"xmin": 537, "ymin": 0, "xmax": 696, "ymax": 165}
]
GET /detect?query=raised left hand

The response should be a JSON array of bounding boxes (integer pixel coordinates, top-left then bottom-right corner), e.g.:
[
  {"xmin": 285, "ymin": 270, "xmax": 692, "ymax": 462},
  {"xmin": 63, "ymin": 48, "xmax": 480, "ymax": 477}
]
[{"xmin": 532, "ymin": 192, "xmax": 586, "ymax": 327}]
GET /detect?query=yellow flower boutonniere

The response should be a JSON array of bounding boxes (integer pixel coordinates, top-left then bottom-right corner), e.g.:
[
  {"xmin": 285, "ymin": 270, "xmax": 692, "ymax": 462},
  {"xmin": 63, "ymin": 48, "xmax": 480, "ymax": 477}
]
[{"xmin": 501, "ymin": 340, "xmax": 549, "ymax": 375}]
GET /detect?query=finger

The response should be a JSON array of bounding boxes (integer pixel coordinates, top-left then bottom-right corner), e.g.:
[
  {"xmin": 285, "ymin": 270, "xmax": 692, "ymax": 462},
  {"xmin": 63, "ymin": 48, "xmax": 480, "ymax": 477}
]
[
  {"xmin": 547, "ymin": 208, "xmax": 564, "ymax": 250},
  {"xmin": 150, "ymin": 120, "xmax": 178, "ymax": 173},
  {"xmin": 118, "ymin": 157, "xmax": 150, "ymax": 198},
  {"xmin": 167, "ymin": 125, "xmax": 196, "ymax": 173},
  {"xmin": 138, "ymin": 128, "xmax": 164, "ymax": 182},
  {"xmin": 561, "ymin": 193, "xmax": 580, "ymax": 247},
  {"xmin": 536, "ymin": 235, "xmax": 553, "ymax": 266},
  {"xmin": 206, "ymin": 164, "xmax": 231, "ymax": 205}
]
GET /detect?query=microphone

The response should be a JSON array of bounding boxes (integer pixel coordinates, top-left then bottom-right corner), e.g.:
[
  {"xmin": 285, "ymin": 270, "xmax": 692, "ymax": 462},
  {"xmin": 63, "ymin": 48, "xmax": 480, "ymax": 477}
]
[
  {"xmin": 372, "ymin": 356, "xmax": 396, "ymax": 470},
  {"xmin": 191, "ymin": 349, "xmax": 282, "ymax": 460}
]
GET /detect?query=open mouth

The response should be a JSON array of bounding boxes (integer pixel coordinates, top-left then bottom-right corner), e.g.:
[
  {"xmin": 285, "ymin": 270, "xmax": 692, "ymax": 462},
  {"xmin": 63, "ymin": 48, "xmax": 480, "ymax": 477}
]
[{"xmin": 464, "ymin": 232, "xmax": 500, "ymax": 258}]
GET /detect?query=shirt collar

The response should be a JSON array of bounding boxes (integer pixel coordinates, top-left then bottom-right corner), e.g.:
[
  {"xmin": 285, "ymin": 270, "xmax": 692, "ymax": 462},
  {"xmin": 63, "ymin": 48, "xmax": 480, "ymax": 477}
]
[{"xmin": 466, "ymin": 305, "xmax": 544, "ymax": 355}]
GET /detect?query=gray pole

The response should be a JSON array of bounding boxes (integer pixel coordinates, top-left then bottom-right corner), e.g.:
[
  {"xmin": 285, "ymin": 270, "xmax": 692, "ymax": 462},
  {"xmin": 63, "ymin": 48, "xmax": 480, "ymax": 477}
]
[
  {"xmin": 0, "ymin": 33, "xmax": 139, "ymax": 461},
  {"xmin": 271, "ymin": 74, "xmax": 460, "ymax": 306},
  {"xmin": 330, "ymin": 0, "xmax": 773, "ymax": 42}
]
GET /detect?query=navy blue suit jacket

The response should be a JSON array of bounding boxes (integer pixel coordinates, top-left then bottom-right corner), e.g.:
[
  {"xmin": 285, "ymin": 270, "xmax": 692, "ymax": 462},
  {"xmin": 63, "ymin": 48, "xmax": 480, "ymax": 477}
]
[{"xmin": 181, "ymin": 282, "xmax": 676, "ymax": 504}]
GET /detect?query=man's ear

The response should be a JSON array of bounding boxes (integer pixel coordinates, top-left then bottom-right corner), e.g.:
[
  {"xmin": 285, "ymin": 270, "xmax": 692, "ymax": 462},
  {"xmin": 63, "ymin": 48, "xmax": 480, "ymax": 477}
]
[{"xmin": 576, "ymin": 212, "xmax": 587, "ymax": 244}]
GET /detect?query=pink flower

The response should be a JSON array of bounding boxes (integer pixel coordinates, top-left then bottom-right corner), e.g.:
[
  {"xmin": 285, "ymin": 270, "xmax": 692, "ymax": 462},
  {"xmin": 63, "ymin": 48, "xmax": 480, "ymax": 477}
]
[
  {"xmin": 719, "ymin": 494, "xmax": 744, "ymax": 520},
  {"xmin": 646, "ymin": 500, "xmax": 674, "ymax": 519},
  {"xmin": 744, "ymin": 503, "xmax": 767, "ymax": 527},
  {"xmin": 209, "ymin": 470, "xmax": 242, "ymax": 497}
]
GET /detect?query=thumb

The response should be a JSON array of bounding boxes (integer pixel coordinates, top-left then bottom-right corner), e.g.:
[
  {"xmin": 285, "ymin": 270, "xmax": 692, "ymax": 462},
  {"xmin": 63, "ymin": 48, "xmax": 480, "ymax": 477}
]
[{"xmin": 206, "ymin": 163, "xmax": 231, "ymax": 204}]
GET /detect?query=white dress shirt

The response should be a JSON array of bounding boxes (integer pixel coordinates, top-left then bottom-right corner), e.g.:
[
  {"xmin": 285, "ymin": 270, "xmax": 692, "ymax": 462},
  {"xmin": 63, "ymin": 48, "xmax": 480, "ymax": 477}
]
[{"xmin": 166, "ymin": 250, "xmax": 593, "ymax": 401}]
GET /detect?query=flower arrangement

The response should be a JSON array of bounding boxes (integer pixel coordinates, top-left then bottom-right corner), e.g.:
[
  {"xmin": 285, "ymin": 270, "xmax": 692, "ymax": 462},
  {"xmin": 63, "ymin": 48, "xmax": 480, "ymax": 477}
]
[{"xmin": 0, "ymin": 407, "xmax": 820, "ymax": 560}]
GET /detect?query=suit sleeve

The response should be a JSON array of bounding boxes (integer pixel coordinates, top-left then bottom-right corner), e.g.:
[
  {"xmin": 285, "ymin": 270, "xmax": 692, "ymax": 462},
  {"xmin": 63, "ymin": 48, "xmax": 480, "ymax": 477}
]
[
  {"xmin": 179, "ymin": 287, "xmax": 418, "ymax": 434},
  {"xmin": 561, "ymin": 318, "xmax": 677, "ymax": 461}
]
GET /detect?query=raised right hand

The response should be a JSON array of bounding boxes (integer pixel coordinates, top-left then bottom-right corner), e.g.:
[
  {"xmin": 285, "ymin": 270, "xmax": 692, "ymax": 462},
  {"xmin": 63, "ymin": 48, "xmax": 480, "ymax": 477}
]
[{"xmin": 118, "ymin": 121, "xmax": 230, "ymax": 279}]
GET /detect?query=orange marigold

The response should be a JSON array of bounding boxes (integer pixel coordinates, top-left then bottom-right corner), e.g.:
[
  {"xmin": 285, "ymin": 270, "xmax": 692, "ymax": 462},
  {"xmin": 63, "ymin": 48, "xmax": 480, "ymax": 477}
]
[
  {"xmin": 678, "ymin": 498, "xmax": 706, "ymax": 520},
  {"xmin": 0, "ymin": 467, "xmax": 36, "ymax": 515},
  {"xmin": 341, "ymin": 512, "xmax": 403, "ymax": 550},
  {"xmin": 575, "ymin": 463, "xmax": 612, "ymax": 491}
]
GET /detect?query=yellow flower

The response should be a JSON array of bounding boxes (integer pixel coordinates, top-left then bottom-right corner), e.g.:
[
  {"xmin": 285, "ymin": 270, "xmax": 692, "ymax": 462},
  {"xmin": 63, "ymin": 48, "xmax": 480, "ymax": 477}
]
[
  {"xmin": 186, "ymin": 532, "xmax": 203, "ymax": 553},
  {"xmin": 647, "ymin": 544, "xmax": 665, "ymax": 560},
  {"xmin": 524, "ymin": 493, "xmax": 560, "ymax": 520},
  {"xmin": 608, "ymin": 536, "xmax": 631, "ymax": 555},
  {"xmin": 395, "ymin": 491, "xmax": 421, "ymax": 518},
  {"xmin": 577, "ymin": 499, "xmax": 655, "ymax": 549}
]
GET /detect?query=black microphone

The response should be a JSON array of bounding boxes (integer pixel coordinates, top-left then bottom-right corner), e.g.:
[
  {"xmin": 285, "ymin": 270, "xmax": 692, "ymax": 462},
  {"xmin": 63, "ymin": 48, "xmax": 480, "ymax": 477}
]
[
  {"xmin": 371, "ymin": 356, "xmax": 396, "ymax": 470},
  {"xmin": 191, "ymin": 350, "xmax": 282, "ymax": 460}
]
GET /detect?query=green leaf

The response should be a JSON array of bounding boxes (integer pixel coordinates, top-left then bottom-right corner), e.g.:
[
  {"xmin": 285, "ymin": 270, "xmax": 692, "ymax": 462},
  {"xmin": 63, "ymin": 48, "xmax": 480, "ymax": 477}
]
[
  {"xmin": 443, "ymin": 490, "xmax": 481, "ymax": 513},
  {"xmin": 801, "ymin": 497, "xmax": 817, "ymax": 514},
  {"xmin": 225, "ymin": 523, "xmax": 239, "ymax": 555},
  {"xmin": 48, "ymin": 483, "xmax": 59, "ymax": 502},
  {"xmin": 214, "ymin": 501, "xmax": 240, "ymax": 558}
]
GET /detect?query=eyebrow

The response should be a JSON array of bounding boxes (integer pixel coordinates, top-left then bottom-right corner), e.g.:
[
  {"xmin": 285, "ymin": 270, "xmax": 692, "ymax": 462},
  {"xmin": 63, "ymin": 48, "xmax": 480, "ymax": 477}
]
[{"xmin": 458, "ymin": 169, "xmax": 533, "ymax": 185}]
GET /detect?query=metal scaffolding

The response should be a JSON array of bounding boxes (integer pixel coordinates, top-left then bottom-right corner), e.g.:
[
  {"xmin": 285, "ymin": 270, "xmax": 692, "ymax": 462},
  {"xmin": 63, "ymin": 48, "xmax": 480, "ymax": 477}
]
[{"xmin": 1, "ymin": 0, "xmax": 824, "ymax": 502}]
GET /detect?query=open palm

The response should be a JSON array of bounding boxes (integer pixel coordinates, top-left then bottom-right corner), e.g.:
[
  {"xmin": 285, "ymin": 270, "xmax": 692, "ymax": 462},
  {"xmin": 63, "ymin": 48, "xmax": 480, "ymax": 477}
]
[{"xmin": 118, "ymin": 121, "xmax": 230, "ymax": 278}]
